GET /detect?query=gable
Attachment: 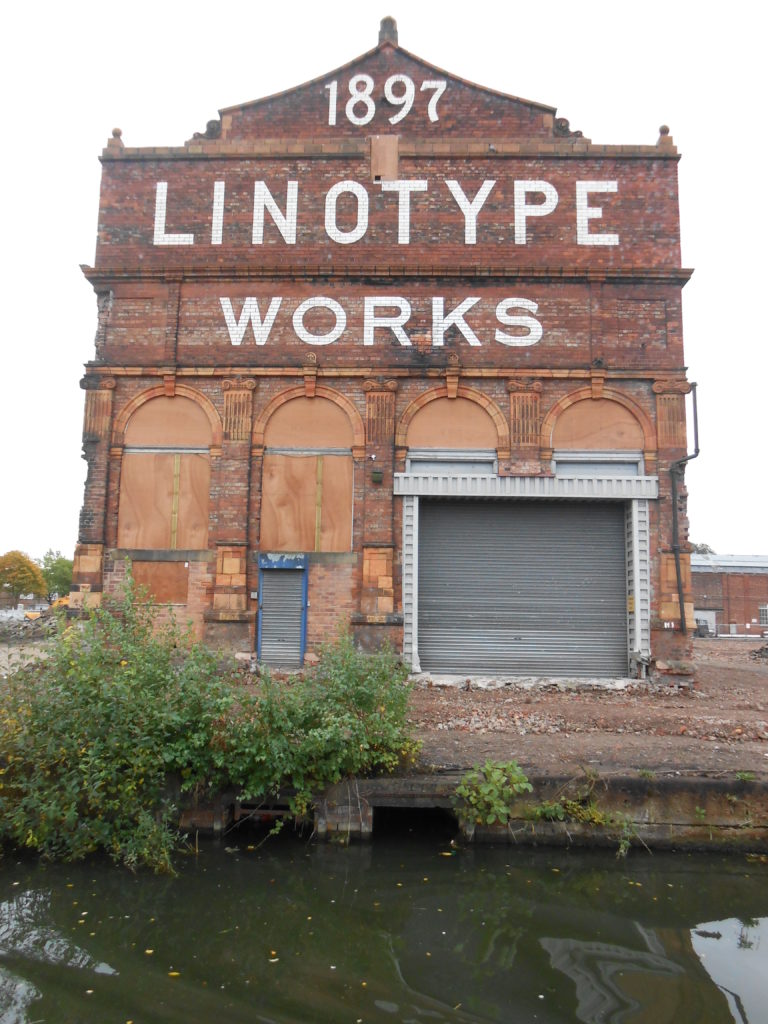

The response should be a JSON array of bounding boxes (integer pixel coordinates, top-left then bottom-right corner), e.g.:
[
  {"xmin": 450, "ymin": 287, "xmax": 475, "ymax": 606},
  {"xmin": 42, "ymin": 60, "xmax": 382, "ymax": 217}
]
[{"xmin": 214, "ymin": 27, "xmax": 567, "ymax": 143}]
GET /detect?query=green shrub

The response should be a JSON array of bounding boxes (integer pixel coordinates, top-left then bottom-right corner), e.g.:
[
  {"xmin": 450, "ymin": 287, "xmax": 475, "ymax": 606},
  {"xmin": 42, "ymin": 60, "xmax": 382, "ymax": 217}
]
[
  {"xmin": 0, "ymin": 573, "xmax": 236, "ymax": 872},
  {"xmin": 454, "ymin": 760, "xmax": 533, "ymax": 827},
  {"xmin": 0, "ymin": 571, "xmax": 416, "ymax": 871},
  {"xmin": 216, "ymin": 632, "xmax": 417, "ymax": 819}
]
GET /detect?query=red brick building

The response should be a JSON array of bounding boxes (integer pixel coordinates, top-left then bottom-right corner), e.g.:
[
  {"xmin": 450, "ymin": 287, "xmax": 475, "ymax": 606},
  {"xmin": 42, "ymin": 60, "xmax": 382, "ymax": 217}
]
[
  {"xmin": 692, "ymin": 555, "xmax": 768, "ymax": 636},
  {"xmin": 72, "ymin": 18, "xmax": 695, "ymax": 677}
]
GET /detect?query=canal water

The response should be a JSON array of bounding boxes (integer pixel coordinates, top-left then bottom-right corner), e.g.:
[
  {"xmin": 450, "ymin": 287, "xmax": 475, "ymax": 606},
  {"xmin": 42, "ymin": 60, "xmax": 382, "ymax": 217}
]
[{"xmin": 1, "ymin": 814, "xmax": 766, "ymax": 1024}]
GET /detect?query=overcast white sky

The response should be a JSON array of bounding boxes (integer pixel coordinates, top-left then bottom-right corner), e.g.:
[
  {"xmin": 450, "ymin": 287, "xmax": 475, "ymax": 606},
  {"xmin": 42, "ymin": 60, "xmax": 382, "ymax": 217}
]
[{"xmin": 1, "ymin": 0, "xmax": 764, "ymax": 562}]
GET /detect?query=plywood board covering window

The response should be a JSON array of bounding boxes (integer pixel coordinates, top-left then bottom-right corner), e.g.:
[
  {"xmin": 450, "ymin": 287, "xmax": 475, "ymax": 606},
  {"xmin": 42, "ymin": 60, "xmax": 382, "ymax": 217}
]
[
  {"xmin": 132, "ymin": 561, "xmax": 189, "ymax": 603},
  {"xmin": 553, "ymin": 399, "xmax": 644, "ymax": 449},
  {"xmin": 260, "ymin": 453, "xmax": 352, "ymax": 552},
  {"xmin": 118, "ymin": 396, "xmax": 212, "ymax": 550},
  {"xmin": 407, "ymin": 398, "xmax": 498, "ymax": 448},
  {"xmin": 261, "ymin": 395, "xmax": 355, "ymax": 553},
  {"xmin": 117, "ymin": 452, "xmax": 210, "ymax": 549}
]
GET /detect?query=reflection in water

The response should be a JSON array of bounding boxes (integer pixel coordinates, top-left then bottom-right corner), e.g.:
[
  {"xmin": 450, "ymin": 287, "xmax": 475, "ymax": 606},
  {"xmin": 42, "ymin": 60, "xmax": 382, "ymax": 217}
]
[
  {"xmin": 541, "ymin": 936, "xmax": 683, "ymax": 1023},
  {"xmin": 0, "ymin": 887, "xmax": 117, "ymax": 1024},
  {"xmin": 692, "ymin": 917, "xmax": 767, "ymax": 1024},
  {"xmin": 0, "ymin": 843, "xmax": 766, "ymax": 1024}
]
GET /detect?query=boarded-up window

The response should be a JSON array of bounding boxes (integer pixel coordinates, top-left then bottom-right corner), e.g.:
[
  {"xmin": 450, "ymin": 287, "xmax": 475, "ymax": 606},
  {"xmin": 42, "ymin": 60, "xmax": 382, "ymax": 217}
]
[
  {"xmin": 407, "ymin": 398, "xmax": 498, "ymax": 448},
  {"xmin": 118, "ymin": 396, "xmax": 211, "ymax": 550},
  {"xmin": 132, "ymin": 561, "xmax": 189, "ymax": 603},
  {"xmin": 552, "ymin": 399, "xmax": 644, "ymax": 450},
  {"xmin": 261, "ymin": 396, "xmax": 354, "ymax": 552}
]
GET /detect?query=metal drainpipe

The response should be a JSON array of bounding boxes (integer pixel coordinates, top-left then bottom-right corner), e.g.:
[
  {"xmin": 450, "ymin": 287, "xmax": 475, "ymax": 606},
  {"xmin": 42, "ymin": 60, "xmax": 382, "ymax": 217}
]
[{"xmin": 669, "ymin": 383, "xmax": 699, "ymax": 634}]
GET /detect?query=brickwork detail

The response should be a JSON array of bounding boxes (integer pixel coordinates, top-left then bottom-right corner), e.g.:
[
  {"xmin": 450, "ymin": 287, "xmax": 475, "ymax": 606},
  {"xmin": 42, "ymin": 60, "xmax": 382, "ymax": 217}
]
[
  {"xmin": 508, "ymin": 380, "xmax": 541, "ymax": 446},
  {"xmin": 212, "ymin": 545, "xmax": 248, "ymax": 613},
  {"xmin": 656, "ymin": 394, "xmax": 686, "ymax": 448},
  {"xmin": 362, "ymin": 546, "xmax": 395, "ymax": 616},
  {"xmin": 364, "ymin": 380, "xmax": 397, "ymax": 442},
  {"xmin": 83, "ymin": 379, "xmax": 116, "ymax": 439},
  {"xmin": 222, "ymin": 379, "xmax": 257, "ymax": 440}
]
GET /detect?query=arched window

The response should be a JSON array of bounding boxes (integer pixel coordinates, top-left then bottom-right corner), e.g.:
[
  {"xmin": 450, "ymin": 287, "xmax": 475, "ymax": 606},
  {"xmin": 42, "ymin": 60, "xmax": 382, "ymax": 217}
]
[
  {"xmin": 405, "ymin": 396, "xmax": 499, "ymax": 473},
  {"xmin": 117, "ymin": 396, "xmax": 211, "ymax": 549},
  {"xmin": 551, "ymin": 397, "xmax": 646, "ymax": 476},
  {"xmin": 260, "ymin": 396, "xmax": 353, "ymax": 552},
  {"xmin": 552, "ymin": 398, "xmax": 645, "ymax": 450}
]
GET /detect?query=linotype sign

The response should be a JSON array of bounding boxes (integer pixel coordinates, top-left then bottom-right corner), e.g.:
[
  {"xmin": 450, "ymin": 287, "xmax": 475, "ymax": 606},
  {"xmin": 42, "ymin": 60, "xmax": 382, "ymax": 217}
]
[{"xmin": 95, "ymin": 46, "xmax": 680, "ymax": 354}]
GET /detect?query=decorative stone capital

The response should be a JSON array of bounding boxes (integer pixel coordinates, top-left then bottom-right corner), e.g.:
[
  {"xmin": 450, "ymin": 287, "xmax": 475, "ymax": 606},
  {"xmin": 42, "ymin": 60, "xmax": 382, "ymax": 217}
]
[
  {"xmin": 507, "ymin": 378, "xmax": 542, "ymax": 393},
  {"xmin": 652, "ymin": 379, "xmax": 691, "ymax": 395},
  {"xmin": 222, "ymin": 378, "xmax": 257, "ymax": 391},
  {"xmin": 363, "ymin": 379, "xmax": 398, "ymax": 393}
]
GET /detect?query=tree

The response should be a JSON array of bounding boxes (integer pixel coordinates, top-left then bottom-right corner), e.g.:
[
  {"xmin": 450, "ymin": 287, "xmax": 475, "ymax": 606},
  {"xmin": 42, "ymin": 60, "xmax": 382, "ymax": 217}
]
[
  {"xmin": 691, "ymin": 542, "xmax": 716, "ymax": 554},
  {"xmin": 39, "ymin": 548, "xmax": 74, "ymax": 601},
  {"xmin": 0, "ymin": 550, "xmax": 47, "ymax": 604}
]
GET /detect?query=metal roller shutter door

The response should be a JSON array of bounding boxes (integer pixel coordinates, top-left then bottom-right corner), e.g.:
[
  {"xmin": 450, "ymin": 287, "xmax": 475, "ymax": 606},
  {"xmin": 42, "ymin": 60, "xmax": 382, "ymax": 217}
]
[
  {"xmin": 418, "ymin": 500, "xmax": 628, "ymax": 677},
  {"xmin": 259, "ymin": 569, "xmax": 304, "ymax": 667}
]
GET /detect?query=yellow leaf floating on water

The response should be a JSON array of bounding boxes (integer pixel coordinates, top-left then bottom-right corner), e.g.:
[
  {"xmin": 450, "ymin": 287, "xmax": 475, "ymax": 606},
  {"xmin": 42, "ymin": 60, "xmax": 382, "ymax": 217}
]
[
  {"xmin": 145, "ymin": 949, "xmax": 154, "ymax": 955},
  {"xmin": 168, "ymin": 971, "xmax": 180, "ymax": 978}
]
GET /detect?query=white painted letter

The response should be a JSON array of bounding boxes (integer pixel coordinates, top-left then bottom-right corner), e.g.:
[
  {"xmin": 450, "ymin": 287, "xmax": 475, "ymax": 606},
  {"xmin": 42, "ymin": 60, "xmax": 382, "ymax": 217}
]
[
  {"xmin": 576, "ymin": 181, "xmax": 619, "ymax": 246},
  {"xmin": 325, "ymin": 181, "xmax": 369, "ymax": 244},
  {"xmin": 432, "ymin": 297, "xmax": 482, "ymax": 347},
  {"xmin": 445, "ymin": 180, "xmax": 495, "ymax": 244},
  {"xmin": 293, "ymin": 297, "xmax": 347, "ymax": 345},
  {"xmin": 153, "ymin": 182, "xmax": 194, "ymax": 245},
  {"xmin": 380, "ymin": 180, "xmax": 428, "ymax": 244},
  {"xmin": 363, "ymin": 297, "xmax": 412, "ymax": 346},
  {"xmin": 211, "ymin": 181, "xmax": 225, "ymax": 245},
  {"xmin": 495, "ymin": 298, "xmax": 543, "ymax": 347},
  {"xmin": 252, "ymin": 181, "xmax": 298, "ymax": 244},
  {"xmin": 513, "ymin": 180, "xmax": 558, "ymax": 244},
  {"xmin": 219, "ymin": 297, "xmax": 282, "ymax": 346}
]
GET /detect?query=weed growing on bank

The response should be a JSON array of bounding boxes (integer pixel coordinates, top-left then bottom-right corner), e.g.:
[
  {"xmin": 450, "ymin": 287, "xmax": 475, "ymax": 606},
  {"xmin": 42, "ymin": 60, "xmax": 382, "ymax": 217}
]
[{"xmin": 0, "ymin": 572, "xmax": 415, "ymax": 872}]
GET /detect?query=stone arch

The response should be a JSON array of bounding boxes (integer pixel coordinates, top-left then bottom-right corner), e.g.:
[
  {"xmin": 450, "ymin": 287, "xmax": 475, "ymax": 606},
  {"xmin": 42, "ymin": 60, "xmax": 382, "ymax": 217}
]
[
  {"xmin": 541, "ymin": 388, "xmax": 656, "ymax": 453},
  {"xmin": 396, "ymin": 386, "xmax": 510, "ymax": 451},
  {"xmin": 113, "ymin": 385, "xmax": 223, "ymax": 448},
  {"xmin": 253, "ymin": 386, "xmax": 365, "ymax": 452}
]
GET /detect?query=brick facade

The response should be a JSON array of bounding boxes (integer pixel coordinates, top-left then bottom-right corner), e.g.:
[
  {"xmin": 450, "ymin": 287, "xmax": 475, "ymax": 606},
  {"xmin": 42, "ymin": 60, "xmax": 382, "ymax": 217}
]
[
  {"xmin": 692, "ymin": 556, "xmax": 768, "ymax": 636},
  {"xmin": 72, "ymin": 19, "xmax": 694, "ymax": 676}
]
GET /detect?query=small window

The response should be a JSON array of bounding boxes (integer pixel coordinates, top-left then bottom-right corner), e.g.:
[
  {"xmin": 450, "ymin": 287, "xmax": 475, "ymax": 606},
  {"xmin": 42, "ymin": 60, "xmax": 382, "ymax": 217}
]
[
  {"xmin": 553, "ymin": 450, "xmax": 643, "ymax": 477},
  {"xmin": 760, "ymin": 605, "xmax": 768, "ymax": 627},
  {"xmin": 406, "ymin": 449, "xmax": 496, "ymax": 475}
]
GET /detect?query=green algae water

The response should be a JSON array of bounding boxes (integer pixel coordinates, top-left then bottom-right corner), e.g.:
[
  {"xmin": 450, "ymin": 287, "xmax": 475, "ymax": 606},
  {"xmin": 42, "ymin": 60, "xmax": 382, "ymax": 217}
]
[{"xmin": 1, "ymin": 821, "xmax": 767, "ymax": 1023}]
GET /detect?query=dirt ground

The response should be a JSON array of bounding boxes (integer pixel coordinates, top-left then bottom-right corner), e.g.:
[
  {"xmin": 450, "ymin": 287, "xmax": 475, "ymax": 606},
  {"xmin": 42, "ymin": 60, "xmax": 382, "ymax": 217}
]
[
  {"xmin": 409, "ymin": 639, "xmax": 768, "ymax": 779},
  {"xmin": 3, "ymin": 633, "xmax": 767, "ymax": 782}
]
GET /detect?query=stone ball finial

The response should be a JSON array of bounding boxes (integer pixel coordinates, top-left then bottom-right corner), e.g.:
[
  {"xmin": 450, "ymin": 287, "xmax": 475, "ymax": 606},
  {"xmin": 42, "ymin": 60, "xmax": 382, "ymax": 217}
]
[
  {"xmin": 112, "ymin": 128, "xmax": 122, "ymax": 138},
  {"xmin": 379, "ymin": 16, "xmax": 398, "ymax": 45},
  {"xmin": 659, "ymin": 125, "xmax": 670, "ymax": 136}
]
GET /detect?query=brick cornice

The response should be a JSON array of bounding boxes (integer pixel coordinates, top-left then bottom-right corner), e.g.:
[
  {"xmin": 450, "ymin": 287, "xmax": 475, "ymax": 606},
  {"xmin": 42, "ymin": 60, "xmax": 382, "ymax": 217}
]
[
  {"xmin": 101, "ymin": 138, "xmax": 679, "ymax": 162},
  {"xmin": 81, "ymin": 263, "xmax": 694, "ymax": 287}
]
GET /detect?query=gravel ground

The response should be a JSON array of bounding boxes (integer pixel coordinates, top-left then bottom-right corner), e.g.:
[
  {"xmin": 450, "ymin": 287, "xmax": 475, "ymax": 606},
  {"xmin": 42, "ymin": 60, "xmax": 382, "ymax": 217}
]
[{"xmin": 409, "ymin": 639, "xmax": 768, "ymax": 779}]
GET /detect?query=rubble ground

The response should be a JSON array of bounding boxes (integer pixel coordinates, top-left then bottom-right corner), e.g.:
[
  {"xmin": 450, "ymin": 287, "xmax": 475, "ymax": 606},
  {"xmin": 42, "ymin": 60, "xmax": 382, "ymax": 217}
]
[
  {"xmin": 2, "ymin": 626, "xmax": 766, "ymax": 782},
  {"xmin": 409, "ymin": 639, "xmax": 768, "ymax": 779}
]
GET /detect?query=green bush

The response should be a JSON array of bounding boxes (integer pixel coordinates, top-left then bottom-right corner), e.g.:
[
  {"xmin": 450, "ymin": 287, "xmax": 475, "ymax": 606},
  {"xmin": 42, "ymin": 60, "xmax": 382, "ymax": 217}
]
[
  {"xmin": 216, "ymin": 632, "xmax": 417, "ymax": 819},
  {"xmin": 0, "ymin": 571, "xmax": 416, "ymax": 871},
  {"xmin": 454, "ymin": 760, "xmax": 533, "ymax": 827}
]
